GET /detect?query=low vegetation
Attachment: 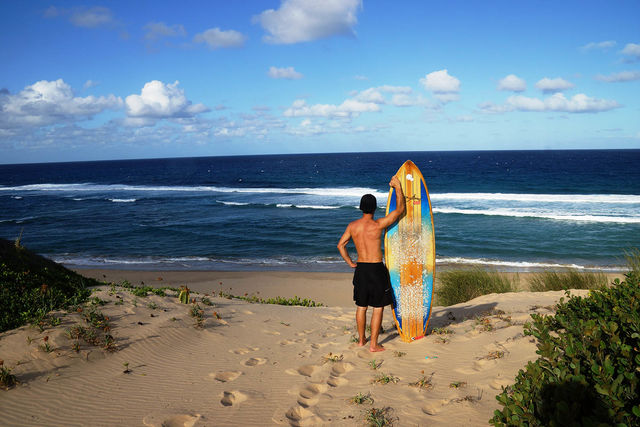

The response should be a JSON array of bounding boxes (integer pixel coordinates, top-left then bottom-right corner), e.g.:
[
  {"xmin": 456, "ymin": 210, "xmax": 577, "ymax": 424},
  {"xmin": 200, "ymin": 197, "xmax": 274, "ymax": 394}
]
[
  {"xmin": 217, "ymin": 290, "xmax": 323, "ymax": 307},
  {"xmin": 490, "ymin": 267, "xmax": 640, "ymax": 425},
  {"xmin": 363, "ymin": 407, "xmax": 394, "ymax": 427},
  {"xmin": 0, "ymin": 238, "xmax": 101, "ymax": 332},
  {"xmin": 529, "ymin": 270, "xmax": 608, "ymax": 292},
  {"xmin": 436, "ymin": 268, "xmax": 517, "ymax": 306}
]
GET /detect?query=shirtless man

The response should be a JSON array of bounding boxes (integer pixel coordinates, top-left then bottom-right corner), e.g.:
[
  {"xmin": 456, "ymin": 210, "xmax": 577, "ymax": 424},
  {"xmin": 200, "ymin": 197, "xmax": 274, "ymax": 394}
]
[{"xmin": 337, "ymin": 176, "xmax": 405, "ymax": 352}]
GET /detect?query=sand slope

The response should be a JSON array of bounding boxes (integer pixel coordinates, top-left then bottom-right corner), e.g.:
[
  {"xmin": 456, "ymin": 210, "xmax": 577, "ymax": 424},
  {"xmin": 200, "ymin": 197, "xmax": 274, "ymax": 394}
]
[{"xmin": 0, "ymin": 284, "xmax": 589, "ymax": 426}]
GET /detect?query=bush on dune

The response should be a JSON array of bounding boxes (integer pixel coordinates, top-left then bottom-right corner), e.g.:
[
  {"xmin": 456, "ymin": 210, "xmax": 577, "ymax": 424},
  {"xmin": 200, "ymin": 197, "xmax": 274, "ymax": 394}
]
[
  {"xmin": 0, "ymin": 238, "xmax": 100, "ymax": 332},
  {"xmin": 436, "ymin": 268, "xmax": 517, "ymax": 306},
  {"xmin": 490, "ymin": 267, "xmax": 640, "ymax": 426}
]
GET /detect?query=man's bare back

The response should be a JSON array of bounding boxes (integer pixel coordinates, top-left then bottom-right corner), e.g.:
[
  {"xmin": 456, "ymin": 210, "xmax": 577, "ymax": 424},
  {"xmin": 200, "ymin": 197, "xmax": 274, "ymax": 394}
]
[
  {"xmin": 337, "ymin": 176, "xmax": 406, "ymax": 268},
  {"xmin": 337, "ymin": 176, "xmax": 405, "ymax": 352}
]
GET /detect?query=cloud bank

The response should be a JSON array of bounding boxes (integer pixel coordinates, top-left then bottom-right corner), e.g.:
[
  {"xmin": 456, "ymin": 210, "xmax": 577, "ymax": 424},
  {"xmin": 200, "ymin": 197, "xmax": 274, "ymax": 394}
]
[{"xmin": 254, "ymin": 0, "xmax": 362, "ymax": 44}]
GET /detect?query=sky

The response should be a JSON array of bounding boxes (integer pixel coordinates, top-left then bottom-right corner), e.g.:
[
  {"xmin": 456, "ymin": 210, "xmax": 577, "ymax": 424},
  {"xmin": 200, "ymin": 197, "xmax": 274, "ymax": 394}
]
[{"xmin": 1, "ymin": 0, "xmax": 639, "ymax": 164}]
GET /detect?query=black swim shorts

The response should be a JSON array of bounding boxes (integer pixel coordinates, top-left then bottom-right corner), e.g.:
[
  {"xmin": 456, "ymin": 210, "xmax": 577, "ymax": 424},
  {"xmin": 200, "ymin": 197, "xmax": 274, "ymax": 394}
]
[{"xmin": 353, "ymin": 262, "xmax": 393, "ymax": 308}]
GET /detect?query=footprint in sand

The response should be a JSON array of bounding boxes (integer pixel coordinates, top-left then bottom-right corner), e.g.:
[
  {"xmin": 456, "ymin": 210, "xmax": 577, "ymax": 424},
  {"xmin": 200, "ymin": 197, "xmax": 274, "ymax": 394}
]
[
  {"xmin": 142, "ymin": 413, "xmax": 201, "ymax": 427},
  {"xmin": 243, "ymin": 310, "xmax": 254, "ymax": 315},
  {"xmin": 230, "ymin": 346, "xmax": 259, "ymax": 355},
  {"xmin": 243, "ymin": 357, "xmax": 267, "ymax": 367},
  {"xmin": 210, "ymin": 370, "xmax": 243, "ymax": 382},
  {"xmin": 220, "ymin": 390, "xmax": 248, "ymax": 407},
  {"xmin": 285, "ymin": 406, "xmax": 325, "ymax": 426},
  {"xmin": 280, "ymin": 339, "xmax": 295, "ymax": 346},
  {"xmin": 327, "ymin": 362, "xmax": 353, "ymax": 387},
  {"xmin": 310, "ymin": 342, "xmax": 330, "ymax": 349},
  {"xmin": 286, "ymin": 364, "xmax": 320, "ymax": 377},
  {"xmin": 297, "ymin": 383, "xmax": 329, "ymax": 407},
  {"xmin": 422, "ymin": 400, "xmax": 448, "ymax": 416},
  {"xmin": 263, "ymin": 329, "xmax": 281, "ymax": 336}
]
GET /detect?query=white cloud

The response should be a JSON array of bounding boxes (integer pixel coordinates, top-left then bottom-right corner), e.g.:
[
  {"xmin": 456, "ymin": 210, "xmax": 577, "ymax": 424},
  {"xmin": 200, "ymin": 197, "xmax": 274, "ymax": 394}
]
[
  {"xmin": 83, "ymin": 80, "xmax": 99, "ymax": 89},
  {"xmin": 354, "ymin": 75, "xmax": 368, "ymax": 81},
  {"xmin": 43, "ymin": 6, "xmax": 115, "ymax": 29},
  {"xmin": 124, "ymin": 80, "xmax": 209, "ymax": 126},
  {"xmin": 70, "ymin": 6, "xmax": 114, "ymax": 28},
  {"xmin": 480, "ymin": 93, "xmax": 619, "ymax": 114},
  {"xmin": 497, "ymin": 74, "xmax": 526, "ymax": 92},
  {"xmin": 268, "ymin": 66, "xmax": 303, "ymax": 79},
  {"xmin": 596, "ymin": 70, "xmax": 640, "ymax": 82},
  {"xmin": 621, "ymin": 43, "xmax": 640, "ymax": 62},
  {"xmin": 581, "ymin": 40, "xmax": 616, "ymax": 51},
  {"xmin": 254, "ymin": 0, "xmax": 362, "ymax": 44},
  {"xmin": 144, "ymin": 22, "xmax": 186, "ymax": 41},
  {"xmin": 535, "ymin": 77, "xmax": 575, "ymax": 93},
  {"xmin": 283, "ymin": 98, "xmax": 380, "ymax": 118},
  {"xmin": 420, "ymin": 69, "xmax": 461, "ymax": 102},
  {"xmin": 0, "ymin": 79, "xmax": 122, "ymax": 128},
  {"xmin": 194, "ymin": 28, "xmax": 246, "ymax": 49},
  {"xmin": 351, "ymin": 86, "xmax": 413, "ymax": 105}
]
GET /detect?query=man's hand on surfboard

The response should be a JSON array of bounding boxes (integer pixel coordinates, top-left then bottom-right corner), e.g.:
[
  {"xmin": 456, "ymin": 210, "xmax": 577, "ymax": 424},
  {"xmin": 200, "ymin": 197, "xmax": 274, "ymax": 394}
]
[{"xmin": 389, "ymin": 175, "xmax": 401, "ymax": 188}]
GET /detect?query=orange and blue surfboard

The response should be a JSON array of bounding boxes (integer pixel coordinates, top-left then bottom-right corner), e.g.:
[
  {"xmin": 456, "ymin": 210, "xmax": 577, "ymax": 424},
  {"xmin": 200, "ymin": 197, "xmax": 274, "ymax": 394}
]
[{"xmin": 384, "ymin": 160, "xmax": 435, "ymax": 342}]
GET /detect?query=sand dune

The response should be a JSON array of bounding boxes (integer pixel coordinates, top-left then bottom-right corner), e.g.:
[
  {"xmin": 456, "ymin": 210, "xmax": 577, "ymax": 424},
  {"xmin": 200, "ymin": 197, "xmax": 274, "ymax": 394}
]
[{"xmin": 0, "ymin": 270, "xmax": 595, "ymax": 426}]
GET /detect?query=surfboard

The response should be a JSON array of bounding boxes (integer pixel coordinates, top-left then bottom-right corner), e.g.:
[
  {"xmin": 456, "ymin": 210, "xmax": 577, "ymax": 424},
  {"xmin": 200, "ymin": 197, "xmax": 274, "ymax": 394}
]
[{"xmin": 384, "ymin": 160, "xmax": 435, "ymax": 343}]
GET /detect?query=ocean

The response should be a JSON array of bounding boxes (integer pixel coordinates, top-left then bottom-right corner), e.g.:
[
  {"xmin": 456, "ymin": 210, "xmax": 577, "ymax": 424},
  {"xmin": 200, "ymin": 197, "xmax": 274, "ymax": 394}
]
[{"xmin": 1, "ymin": 150, "xmax": 639, "ymax": 272}]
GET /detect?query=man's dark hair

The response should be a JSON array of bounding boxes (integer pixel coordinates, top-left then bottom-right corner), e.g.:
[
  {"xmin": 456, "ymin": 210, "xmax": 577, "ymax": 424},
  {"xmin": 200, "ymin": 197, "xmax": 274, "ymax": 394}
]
[{"xmin": 359, "ymin": 194, "xmax": 377, "ymax": 214}]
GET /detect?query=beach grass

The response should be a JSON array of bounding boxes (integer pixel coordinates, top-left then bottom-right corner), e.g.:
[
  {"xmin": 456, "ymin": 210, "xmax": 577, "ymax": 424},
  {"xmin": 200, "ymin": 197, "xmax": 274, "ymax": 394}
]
[
  {"xmin": 0, "ymin": 238, "xmax": 101, "ymax": 333},
  {"xmin": 528, "ymin": 270, "xmax": 608, "ymax": 292},
  {"xmin": 624, "ymin": 247, "xmax": 640, "ymax": 276},
  {"xmin": 436, "ymin": 268, "xmax": 517, "ymax": 306}
]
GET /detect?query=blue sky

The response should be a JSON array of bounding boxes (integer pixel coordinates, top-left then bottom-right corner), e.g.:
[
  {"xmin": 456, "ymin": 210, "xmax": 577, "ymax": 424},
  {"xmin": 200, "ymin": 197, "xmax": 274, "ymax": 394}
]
[{"xmin": 1, "ymin": 0, "xmax": 639, "ymax": 164}]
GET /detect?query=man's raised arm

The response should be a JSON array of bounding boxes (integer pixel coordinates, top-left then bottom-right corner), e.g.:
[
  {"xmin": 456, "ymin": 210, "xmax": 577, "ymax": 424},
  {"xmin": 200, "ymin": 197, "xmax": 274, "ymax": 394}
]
[{"xmin": 377, "ymin": 176, "xmax": 405, "ymax": 229}]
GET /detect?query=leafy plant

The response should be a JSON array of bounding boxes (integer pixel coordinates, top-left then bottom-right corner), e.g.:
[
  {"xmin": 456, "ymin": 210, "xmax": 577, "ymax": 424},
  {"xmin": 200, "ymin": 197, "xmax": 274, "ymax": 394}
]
[
  {"xmin": 190, "ymin": 303, "xmax": 204, "ymax": 328},
  {"xmin": 437, "ymin": 268, "xmax": 517, "ymax": 306},
  {"xmin": 409, "ymin": 372, "xmax": 434, "ymax": 390},
  {"xmin": 449, "ymin": 381, "xmax": 467, "ymax": 389},
  {"xmin": 178, "ymin": 286, "xmax": 190, "ymax": 304},
  {"xmin": 490, "ymin": 273, "xmax": 640, "ymax": 426},
  {"xmin": 0, "ymin": 360, "xmax": 17, "ymax": 389},
  {"xmin": 393, "ymin": 351, "xmax": 406, "ymax": 358},
  {"xmin": 373, "ymin": 373, "xmax": 399, "ymax": 385},
  {"xmin": 529, "ymin": 270, "xmax": 608, "ymax": 292},
  {"xmin": 350, "ymin": 392, "xmax": 374, "ymax": 405},
  {"xmin": 201, "ymin": 296, "xmax": 213, "ymax": 306},
  {"xmin": 363, "ymin": 407, "xmax": 394, "ymax": 426},
  {"xmin": 323, "ymin": 352, "xmax": 343, "ymax": 363},
  {"xmin": 368, "ymin": 359, "xmax": 382, "ymax": 370}
]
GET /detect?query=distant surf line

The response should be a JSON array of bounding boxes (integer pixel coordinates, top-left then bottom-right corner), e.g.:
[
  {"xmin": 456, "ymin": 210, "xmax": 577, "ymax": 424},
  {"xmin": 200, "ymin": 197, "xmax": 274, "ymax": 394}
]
[{"xmin": 3, "ymin": 183, "xmax": 640, "ymax": 203}]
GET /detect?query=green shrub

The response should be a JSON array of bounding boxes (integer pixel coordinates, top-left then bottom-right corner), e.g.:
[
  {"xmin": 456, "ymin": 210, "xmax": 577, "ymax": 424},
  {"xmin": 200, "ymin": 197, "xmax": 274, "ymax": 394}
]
[
  {"xmin": 436, "ymin": 268, "xmax": 517, "ymax": 306},
  {"xmin": 529, "ymin": 270, "xmax": 608, "ymax": 292},
  {"xmin": 490, "ymin": 273, "xmax": 640, "ymax": 426},
  {"xmin": 0, "ymin": 238, "xmax": 100, "ymax": 332}
]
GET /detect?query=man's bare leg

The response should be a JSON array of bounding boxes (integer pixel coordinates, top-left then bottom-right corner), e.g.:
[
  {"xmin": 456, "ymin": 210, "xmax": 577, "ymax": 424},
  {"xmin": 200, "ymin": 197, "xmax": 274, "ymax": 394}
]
[
  {"xmin": 356, "ymin": 306, "xmax": 368, "ymax": 346},
  {"xmin": 369, "ymin": 307, "xmax": 385, "ymax": 352}
]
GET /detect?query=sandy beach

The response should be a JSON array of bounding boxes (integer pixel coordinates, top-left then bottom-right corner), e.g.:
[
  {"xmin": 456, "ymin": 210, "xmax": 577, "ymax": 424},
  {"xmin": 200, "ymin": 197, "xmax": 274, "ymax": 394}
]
[{"xmin": 0, "ymin": 268, "xmax": 626, "ymax": 426}]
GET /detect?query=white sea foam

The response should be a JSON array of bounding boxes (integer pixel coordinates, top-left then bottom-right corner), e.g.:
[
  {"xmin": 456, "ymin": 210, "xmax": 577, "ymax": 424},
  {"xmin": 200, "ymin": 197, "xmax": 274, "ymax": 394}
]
[
  {"xmin": 0, "ymin": 183, "xmax": 386, "ymax": 199},
  {"xmin": 431, "ymin": 192, "xmax": 640, "ymax": 204},
  {"xmin": 109, "ymin": 198, "xmax": 136, "ymax": 203},
  {"xmin": 217, "ymin": 200, "xmax": 250, "ymax": 206},
  {"xmin": 5, "ymin": 183, "xmax": 638, "ymax": 204},
  {"xmin": 434, "ymin": 207, "xmax": 640, "ymax": 223},
  {"xmin": 436, "ymin": 257, "xmax": 624, "ymax": 272}
]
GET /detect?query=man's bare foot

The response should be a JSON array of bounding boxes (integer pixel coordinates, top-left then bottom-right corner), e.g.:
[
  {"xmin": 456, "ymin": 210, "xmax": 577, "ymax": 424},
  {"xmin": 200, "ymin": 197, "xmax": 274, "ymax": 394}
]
[
  {"xmin": 369, "ymin": 344, "xmax": 385, "ymax": 352},
  {"xmin": 358, "ymin": 338, "xmax": 368, "ymax": 347}
]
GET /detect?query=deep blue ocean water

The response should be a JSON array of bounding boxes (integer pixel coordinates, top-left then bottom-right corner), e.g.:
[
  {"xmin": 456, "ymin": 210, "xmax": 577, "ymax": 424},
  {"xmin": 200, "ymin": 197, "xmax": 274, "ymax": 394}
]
[{"xmin": 1, "ymin": 150, "xmax": 639, "ymax": 272}]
